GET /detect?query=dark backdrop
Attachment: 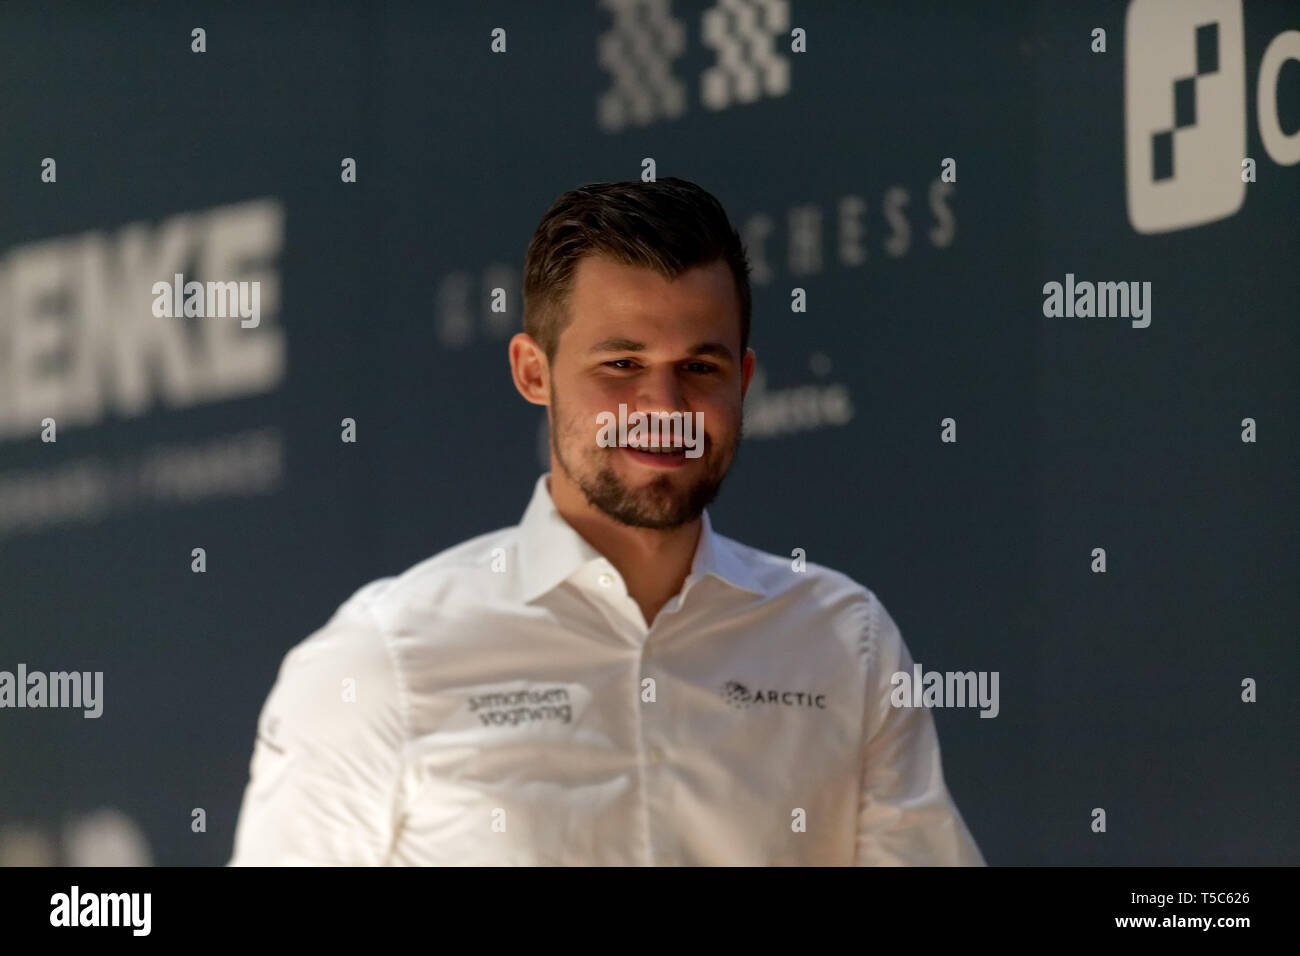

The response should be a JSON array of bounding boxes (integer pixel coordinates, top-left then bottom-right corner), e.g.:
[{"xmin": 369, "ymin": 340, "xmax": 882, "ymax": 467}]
[{"xmin": 0, "ymin": 0, "xmax": 1295, "ymax": 865}]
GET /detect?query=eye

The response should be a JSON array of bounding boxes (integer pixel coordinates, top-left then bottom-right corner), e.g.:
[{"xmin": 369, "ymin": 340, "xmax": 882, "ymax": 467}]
[
  {"xmin": 685, "ymin": 361, "xmax": 718, "ymax": 374},
  {"xmin": 604, "ymin": 359, "xmax": 639, "ymax": 370}
]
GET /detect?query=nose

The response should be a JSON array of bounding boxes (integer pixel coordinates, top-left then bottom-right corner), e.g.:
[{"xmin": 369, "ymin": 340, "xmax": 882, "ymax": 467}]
[{"xmin": 633, "ymin": 364, "xmax": 689, "ymax": 419}]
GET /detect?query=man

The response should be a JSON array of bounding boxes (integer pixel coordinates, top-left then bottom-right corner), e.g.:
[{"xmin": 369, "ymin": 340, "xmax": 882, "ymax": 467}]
[{"xmin": 229, "ymin": 177, "xmax": 984, "ymax": 866}]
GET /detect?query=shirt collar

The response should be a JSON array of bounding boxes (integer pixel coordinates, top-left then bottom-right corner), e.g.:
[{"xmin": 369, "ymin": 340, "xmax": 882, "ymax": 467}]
[{"xmin": 517, "ymin": 473, "xmax": 766, "ymax": 604}]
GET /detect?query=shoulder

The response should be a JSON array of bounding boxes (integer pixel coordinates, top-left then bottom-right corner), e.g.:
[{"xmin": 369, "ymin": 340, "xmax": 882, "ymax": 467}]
[
  {"xmin": 334, "ymin": 523, "xmax": 519, "ymax": 631},
  {"xmin": 713, "ymin": 531, "xmax": 903, "ymax": 657},
  {"xmin": 272, "ymin": 524, "xmax": 518, "ymax": 683},
  {"xmin": 260, "ymin": 579, "xmax": 404, "ymax": 744},
  {"xmin": 716, "ymin": 531, "xmax": 879, "ymax": 611}
]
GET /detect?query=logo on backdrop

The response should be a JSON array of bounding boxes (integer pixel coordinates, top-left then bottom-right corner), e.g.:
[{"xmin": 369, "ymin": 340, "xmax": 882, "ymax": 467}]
[
  {"xmin": 0, "ymin": 197, "xmax": 284, "ymax": 440},
  {"xmin": 0, "ymin": 198, "xmax": 287, "ymax": 537},
  {"xmin": 1124, "ymin": 0, "xmax": 1300, "ymax": 234},
  {"xmin": 596, "ymin": 0, "xmax": 793, "ymax": 132}
]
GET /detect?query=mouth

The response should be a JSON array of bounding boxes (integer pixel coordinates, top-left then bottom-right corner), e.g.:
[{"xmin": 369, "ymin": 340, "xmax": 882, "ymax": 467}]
[{"xmin": 622, "ymin": 444, "xmax": 692, "ymax": 469}]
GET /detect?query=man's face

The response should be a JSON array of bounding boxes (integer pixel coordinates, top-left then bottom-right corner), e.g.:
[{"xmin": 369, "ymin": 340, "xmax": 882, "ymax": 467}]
[{"xmin": 546, "ymin": 256, "xmax": 754, "ymax": 529}]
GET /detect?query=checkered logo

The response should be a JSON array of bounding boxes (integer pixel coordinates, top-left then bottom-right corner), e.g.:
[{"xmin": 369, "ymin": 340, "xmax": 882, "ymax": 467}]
[
  {"xmin": 1124, "ymin": 0, "xmax": 1246, "ymax": 233},
  {"xmin": 596, "ymin": 0, "xmax": 687, "ymax": 132}
]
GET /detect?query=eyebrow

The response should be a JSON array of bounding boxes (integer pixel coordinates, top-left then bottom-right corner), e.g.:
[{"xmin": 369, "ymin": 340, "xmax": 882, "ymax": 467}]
[{"xmin": 588, "ymin": 338, "xmax": 736, "ymax": 361}]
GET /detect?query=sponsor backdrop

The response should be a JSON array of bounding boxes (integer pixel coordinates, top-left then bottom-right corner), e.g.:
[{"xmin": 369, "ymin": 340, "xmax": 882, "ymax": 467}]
[{"xmin": 0, "ymin": 0, "xmax": 1295, "ymax": 865}]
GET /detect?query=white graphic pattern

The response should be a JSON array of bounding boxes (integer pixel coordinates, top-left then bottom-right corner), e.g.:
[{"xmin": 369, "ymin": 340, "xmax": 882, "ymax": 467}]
[
  {"xmin": 597, "ymin": 0, "xmax": 687, "ymax": 132},
  {"xmin": 701, "ymin": 0, "xmax": 790, "ymax": 111}
]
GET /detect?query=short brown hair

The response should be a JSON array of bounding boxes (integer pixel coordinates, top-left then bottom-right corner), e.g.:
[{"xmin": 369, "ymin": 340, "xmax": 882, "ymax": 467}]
[{"xmin": 522, "ymin": 178, "xmax": 752, "ymax": 361}]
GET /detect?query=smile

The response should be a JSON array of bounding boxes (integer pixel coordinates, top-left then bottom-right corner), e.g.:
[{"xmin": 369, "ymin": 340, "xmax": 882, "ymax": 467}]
[
  {"xmin": 622, "ymin": 445, "xmax": 691, "ymax": 469},
  {"xmin": 595, "ymin": 404, "xmax": 705, "ymax": 459}
]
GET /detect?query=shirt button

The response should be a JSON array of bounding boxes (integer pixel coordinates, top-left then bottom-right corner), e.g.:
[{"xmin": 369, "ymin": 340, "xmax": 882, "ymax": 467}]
[
  {"xmin": 648, "ymin": 746, "xmax": 664, "ymax": 765},
  {"xmin": 597, "ymin": 573, "xmax": 614, "ymax": 588}
]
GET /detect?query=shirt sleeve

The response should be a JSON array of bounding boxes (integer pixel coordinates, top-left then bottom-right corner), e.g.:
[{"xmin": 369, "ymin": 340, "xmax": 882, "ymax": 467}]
[
  {"xmin": 854, "ymin": 593, "xmax": 986, "ymax": 866},
  {"xmin": 228, "ymin": 587, "xmax": 407, "ymax": 866}
]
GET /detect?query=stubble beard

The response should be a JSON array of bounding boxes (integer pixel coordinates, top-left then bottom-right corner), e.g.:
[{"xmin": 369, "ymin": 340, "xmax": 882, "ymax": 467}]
[{"xmin": 550, "ymin": 385, "xmax": 741, "ymax": 530}]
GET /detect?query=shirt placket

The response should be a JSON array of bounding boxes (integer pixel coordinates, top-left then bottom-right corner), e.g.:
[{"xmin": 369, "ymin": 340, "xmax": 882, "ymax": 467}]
[
  {"xmin": 585, "ymin": 562, "xmax": 685, "ymax": 867},
  {"xmin": 638, "ymin": 580, "xmax": 699, "ymax": 867}
]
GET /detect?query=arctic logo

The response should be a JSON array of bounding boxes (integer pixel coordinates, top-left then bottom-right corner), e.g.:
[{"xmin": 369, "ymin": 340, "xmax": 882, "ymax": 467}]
[
  {"xmin": 720, "ymin": 680, "xmax": 826, "ymax": 710},
  {"xmin": 1124, "ymin": 0, "xmax": 1300, "ymax": 234}
]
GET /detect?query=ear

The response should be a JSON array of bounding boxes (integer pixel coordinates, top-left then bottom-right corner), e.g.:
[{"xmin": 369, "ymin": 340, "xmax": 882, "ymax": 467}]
[
  {"xmin": 739, "ymin": 347, "xmax": 756, "ymax": 400},
  {"xmin": 509, "ymin": 333, "xmax": 550, "ymax": 406}
]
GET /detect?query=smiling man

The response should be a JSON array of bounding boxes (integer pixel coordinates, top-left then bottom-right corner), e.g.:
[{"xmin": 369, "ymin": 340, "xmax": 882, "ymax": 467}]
[{"xmin": 229, "ymin": 177, "xmax": 984, "ymax": 866}]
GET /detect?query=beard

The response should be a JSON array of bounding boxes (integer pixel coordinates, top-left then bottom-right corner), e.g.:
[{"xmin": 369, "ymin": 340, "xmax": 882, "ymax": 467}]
[{"xmin": 550, "ymin": 387, "xmax": 741, "ymax": 530}]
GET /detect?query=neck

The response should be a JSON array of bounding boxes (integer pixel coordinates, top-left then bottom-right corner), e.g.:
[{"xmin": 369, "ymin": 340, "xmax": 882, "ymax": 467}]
[{"xmin": 546, "ymin": 469, "xmax": 701, "ymax": 626}]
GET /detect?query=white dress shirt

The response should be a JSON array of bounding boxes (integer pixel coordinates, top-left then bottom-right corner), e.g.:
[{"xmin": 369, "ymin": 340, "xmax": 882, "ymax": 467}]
[{"xmin": 229, "ymin": 473, "xmax": 984, "ymax": 866}]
